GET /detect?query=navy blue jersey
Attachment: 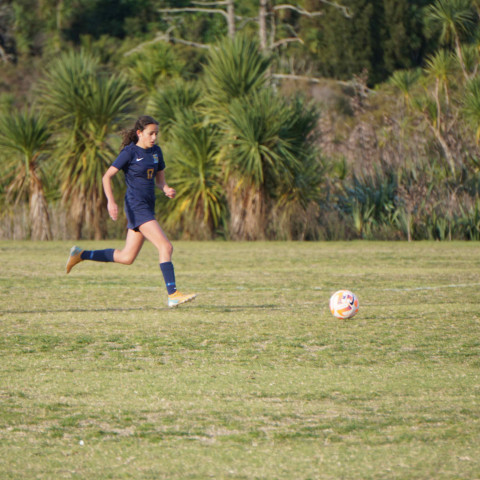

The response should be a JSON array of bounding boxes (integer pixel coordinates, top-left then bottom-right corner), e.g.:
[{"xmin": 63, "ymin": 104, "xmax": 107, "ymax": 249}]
[{"xmin": 112, "ymin": 143, "xmax": 166, "ymax": 230}]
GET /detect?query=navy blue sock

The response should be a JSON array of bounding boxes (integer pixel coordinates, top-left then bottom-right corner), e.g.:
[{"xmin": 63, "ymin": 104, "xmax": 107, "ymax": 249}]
[
  {"xmin": 81, "ymin": 249, "xmax": 115, "ymax": 262},
  {"xmin": 160, "ymin": 262, "xmax": 177, "ymax": 295}
]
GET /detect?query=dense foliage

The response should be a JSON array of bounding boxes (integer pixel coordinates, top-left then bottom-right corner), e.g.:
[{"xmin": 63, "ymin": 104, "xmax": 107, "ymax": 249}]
[{"xmin": 0, "ymin": 0, "xmax": 480, "ymax": 240}]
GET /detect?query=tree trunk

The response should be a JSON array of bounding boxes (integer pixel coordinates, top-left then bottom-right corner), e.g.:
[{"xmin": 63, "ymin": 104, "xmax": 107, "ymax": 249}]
[
  {"xmin": 227, "ymin": 0, "xmax": 235, "ymax": 38},
  {"xmin": 66, "ymin": 189, "xmax": 86, "ymax": 240},
  {"xmin": 434, "ymin": 78, "xmax": 441, "ymax": 132},
  {"xmin": 259, "ymin": 0, "xmax": 268, "ymax": 50},
  {"xmin": 429, "ymin": 123, "xmax": 456, "ymax": 175},
  {"xmin": 455, "ymin": 35, "xmax": 469, "ymax": 80},
  {"xmin": 29, "ymin": 173, "xmax": 52, "ymax": 241},
  {"xmin": 91, "ymin": 189, "xmax": 108, "ymax": 240},
  {"xmin": 227, "ymin": 177, "xmax": 266, "ymax": 240}
]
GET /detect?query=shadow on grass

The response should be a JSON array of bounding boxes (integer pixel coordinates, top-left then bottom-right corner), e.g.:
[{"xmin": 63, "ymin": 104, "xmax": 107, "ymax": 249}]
[{"xmin": 0, "ymin": 304, "xmax": 282, "ymax": 315}]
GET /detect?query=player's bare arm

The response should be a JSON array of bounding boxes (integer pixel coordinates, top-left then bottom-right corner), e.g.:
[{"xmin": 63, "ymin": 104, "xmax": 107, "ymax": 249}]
[
  {"xmin": 155, "ymin": 170, "xmax": 176, "ymax": 199},
  {"xmin": 102, "ymin": 166, "xmax": 120, "ymax": 221}
]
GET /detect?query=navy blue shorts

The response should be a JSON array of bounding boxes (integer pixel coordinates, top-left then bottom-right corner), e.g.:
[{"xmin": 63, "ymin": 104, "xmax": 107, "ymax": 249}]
[{"xmin": 125, "ymin": 201, "xmax": 156, "ymax": 231}]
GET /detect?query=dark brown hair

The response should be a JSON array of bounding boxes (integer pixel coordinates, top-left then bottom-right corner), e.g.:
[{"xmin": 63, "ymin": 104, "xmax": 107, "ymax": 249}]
[{"xmin": 120, "ymin": 115, "xmax": 159, "ymax": 150}]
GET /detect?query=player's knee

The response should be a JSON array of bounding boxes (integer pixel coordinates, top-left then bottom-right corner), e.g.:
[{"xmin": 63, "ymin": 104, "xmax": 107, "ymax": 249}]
[
  {"xmin": 123, "ymin": 256, "xmax": 136, "ymax": 265},
  {"xmin": 164, "ymin": 242, "xmax": 173, "ymax": 258},
  {"xmin": 116, "ymin": 251, "xmax": 136, "ymax": 265}
]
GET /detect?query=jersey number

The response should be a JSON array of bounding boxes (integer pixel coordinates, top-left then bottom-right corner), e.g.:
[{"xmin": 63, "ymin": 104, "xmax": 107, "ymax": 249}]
[{"xmin": 147, "ymin": 168, "xmax": 154, "ymax": 179}]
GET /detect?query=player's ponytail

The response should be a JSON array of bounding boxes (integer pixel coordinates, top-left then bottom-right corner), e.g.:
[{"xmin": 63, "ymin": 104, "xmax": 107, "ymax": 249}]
[{"xmin": 120, "ymin": 115, "xmax": 159, "ymax": 150}]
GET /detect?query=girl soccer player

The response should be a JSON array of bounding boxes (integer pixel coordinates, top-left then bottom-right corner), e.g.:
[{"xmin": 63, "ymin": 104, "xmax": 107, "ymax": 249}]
[{"xmin": 66, "ymin": 115, "xmax": 196, "ymax": 308}]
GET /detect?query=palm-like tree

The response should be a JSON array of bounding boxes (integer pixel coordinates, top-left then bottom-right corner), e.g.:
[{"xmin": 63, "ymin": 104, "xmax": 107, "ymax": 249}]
[
  {"xmin": 464, "ymin": 77, "xmax": 480, "ymax": 142},
  {"xmin": 424, "ymin": 49, "xmax": 456, "ymax": 129},
  {"xmin": 37, "ymin": 50, "xmax": 133, "ymax": 239},
  {"xmin": 389, "ymin": 69, "xmax": 421, "ymax": 109},
  {"xmin": 201, "ymin": 34, "xmax": 324, "ymax": 240},
  {"xmin": 0, "ymin": 110, "xmax": 52, "ymax": 240},
  {"xmin": 412, "ymin": 93, "xmax": 456, "ymax": 174},
  {"xmin": 424, "ymin": 49, "xmax": 455, "ymax": 102},
  {"xmin": 202, "ymin": 35, "xmax": 295, "ymax": 239},
  {"xmin": 218, "ymin": 89, "xmax": 304, "ymax": 240},
  {"xmin": 160, "ymin": 111, "xmax": 225, "ymax": 239},
  {"xmin": 425, "ymin": 0, "xmax": 477, "ymax": 79},
  {"xmin": 460, "ymin": 43, "xmax": 480, "ymax": 77}
]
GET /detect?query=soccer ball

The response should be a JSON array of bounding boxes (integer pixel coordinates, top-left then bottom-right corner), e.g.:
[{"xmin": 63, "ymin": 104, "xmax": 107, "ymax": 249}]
[{"xmin": 329, "ymin": 290, "xmax": 359, "ymax": 319}]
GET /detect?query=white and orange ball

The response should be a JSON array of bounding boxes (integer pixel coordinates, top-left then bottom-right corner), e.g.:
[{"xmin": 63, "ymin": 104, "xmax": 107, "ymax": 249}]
[{"xmin": 329, "ymin": 290, "xmax": 359, "ymax": 319}]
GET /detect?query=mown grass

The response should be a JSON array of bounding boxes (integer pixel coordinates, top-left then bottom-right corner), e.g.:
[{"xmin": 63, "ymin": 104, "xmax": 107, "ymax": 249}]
[{"xmin": 0, "ymin": 240, "xmax": 479, "ymax": 479}]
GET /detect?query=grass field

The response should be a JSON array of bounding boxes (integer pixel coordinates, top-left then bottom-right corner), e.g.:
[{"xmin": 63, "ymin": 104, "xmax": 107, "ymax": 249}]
[{"xmin": 1, "ymin": 240, "xmax": 480, "ymax": 479}]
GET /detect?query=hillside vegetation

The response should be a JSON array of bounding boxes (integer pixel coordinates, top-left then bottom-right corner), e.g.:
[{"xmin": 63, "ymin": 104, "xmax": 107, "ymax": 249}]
[{"xmin": 1, "ymin": 0, "xmax": 480, "ymax": 240}]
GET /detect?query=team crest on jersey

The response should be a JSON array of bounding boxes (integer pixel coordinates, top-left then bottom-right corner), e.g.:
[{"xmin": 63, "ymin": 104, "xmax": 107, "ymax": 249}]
[{"xmin": 153, "ymin": 153, "xmax": 159, "ymax": 164}]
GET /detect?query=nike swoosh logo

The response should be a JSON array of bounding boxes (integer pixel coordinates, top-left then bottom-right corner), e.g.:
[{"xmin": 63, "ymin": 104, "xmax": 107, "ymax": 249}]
[{"xmin": 136, "ymin": 157, "xmax": 144, "ymax": 162}]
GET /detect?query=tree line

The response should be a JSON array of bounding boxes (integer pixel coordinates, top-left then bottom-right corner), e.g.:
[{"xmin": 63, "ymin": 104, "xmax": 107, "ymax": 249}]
[
  {"xmin": 0, "ymin": 0, "xmax": 447, "ymax": 85},
  {"xmin": 0, "ymin": 0, "xmax": 480, "ymax": 241}
]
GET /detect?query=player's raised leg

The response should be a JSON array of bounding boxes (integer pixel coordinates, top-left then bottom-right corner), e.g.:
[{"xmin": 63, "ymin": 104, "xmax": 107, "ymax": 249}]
[
  {"xmin": 66, "ymin": 229, "xmax": 145, "ymax": 273},
  {"xmin": 139, "ymin": 220, "xmax": 196, "ymax": 307}
]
